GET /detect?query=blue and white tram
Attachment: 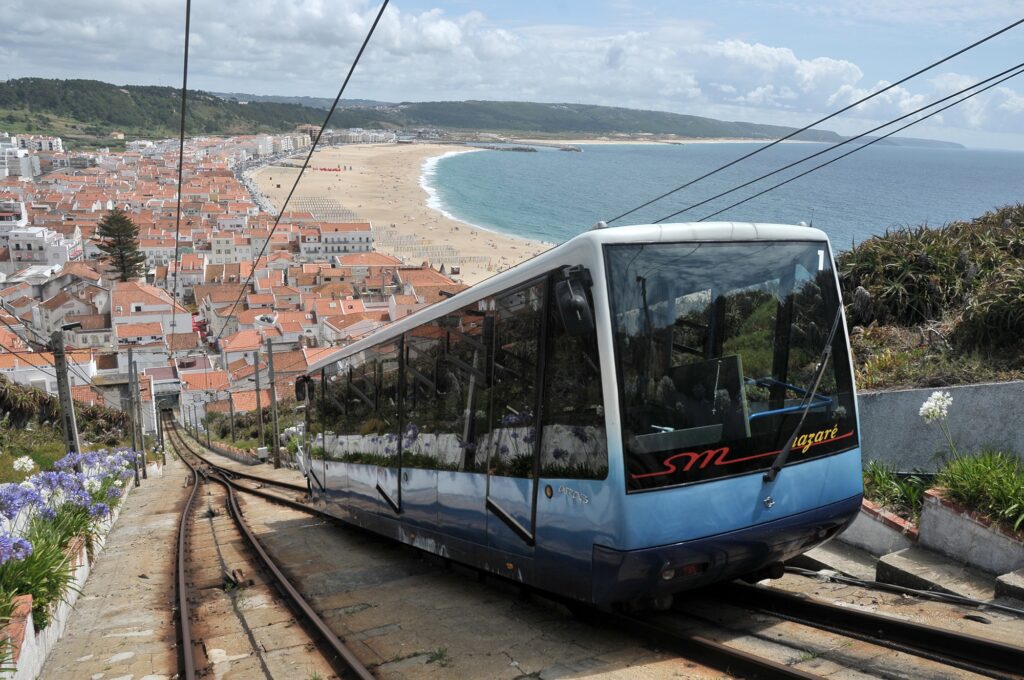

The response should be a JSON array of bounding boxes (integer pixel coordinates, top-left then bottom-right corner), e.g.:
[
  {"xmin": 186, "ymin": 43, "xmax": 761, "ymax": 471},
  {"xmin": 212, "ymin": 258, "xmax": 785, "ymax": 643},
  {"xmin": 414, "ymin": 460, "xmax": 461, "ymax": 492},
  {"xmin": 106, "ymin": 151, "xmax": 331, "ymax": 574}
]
[{"xmin": 301, "ymin": 222, "xmax": 862, "ymax": 608}]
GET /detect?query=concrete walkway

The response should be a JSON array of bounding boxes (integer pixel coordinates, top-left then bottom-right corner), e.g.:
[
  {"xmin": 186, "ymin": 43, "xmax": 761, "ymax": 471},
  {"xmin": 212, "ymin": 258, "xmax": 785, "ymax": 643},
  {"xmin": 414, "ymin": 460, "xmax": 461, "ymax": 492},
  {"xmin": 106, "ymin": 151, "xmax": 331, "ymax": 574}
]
[{"xmin": 39, "ymin": 456, "xmax": 191, "ymax": 680}]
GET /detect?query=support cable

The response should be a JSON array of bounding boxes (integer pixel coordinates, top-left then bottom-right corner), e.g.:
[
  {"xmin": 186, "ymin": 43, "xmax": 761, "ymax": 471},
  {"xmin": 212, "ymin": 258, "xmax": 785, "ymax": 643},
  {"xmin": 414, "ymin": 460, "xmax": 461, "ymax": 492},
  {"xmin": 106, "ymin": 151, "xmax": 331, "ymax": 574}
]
[
  {"xmin": 212, "ymin": 0, "xmax": 390, "ymax": 347},
  {"xmin": 604, "ymin": 17, "xmax": 1024, "ymax": 225},
  {"xmin": 169, "ymin": 0, "xmax": 193, "ymax": 336},
  {"xmin": 654, "ymin": 60, "xmax": 1024, "ymax": 224},
  {"xmin": 696, "ymin": 65, "xmax": 1024, "ymax": 222}
]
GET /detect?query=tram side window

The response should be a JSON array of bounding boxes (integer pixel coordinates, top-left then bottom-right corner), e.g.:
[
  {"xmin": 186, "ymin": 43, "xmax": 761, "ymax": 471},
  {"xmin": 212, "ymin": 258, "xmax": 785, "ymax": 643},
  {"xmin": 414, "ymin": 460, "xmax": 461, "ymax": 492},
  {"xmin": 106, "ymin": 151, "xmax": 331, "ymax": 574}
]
[
  {"xmin": 440, "ymin": 302, "xmax": 493, "ymax": 472},
  {"xmin": 486, "ymin": 282, "xmax": 544, "ymax": 478},
  {"xmin": 339, "ymin": 349, "xmax": 377, "ymax": 463},
  {"xmin": 540, "ymin": 276, "xmax": 608, "ymax": 479},
  {"xmin": 316, "ymin": 366, "xmax": 346, "ymax": 461},
  {"xmin": 403, "ymin": 323, "xmax": 449, "ymax": 470},
  {"xmin": 372, "ymin": 341, "xmax": 401, "ymax": 468}
]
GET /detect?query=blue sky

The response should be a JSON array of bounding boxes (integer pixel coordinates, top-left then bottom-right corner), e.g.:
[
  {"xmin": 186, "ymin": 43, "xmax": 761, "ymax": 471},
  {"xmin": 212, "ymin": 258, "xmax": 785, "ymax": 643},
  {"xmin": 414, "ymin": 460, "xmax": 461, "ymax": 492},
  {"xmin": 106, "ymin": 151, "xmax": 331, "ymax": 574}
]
[{"xmin": 3, "ymin": 0, "xmax": 1022, "ymax": 149}]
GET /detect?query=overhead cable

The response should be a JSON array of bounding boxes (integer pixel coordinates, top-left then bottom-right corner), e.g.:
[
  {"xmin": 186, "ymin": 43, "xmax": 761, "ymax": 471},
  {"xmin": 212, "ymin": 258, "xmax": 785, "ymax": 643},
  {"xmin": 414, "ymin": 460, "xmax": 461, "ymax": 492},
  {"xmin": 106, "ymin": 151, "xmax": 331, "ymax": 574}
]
[
  {"xmin": 654, "ymin": 60, "xmax": 1024, "ymax": 223},
  {"xmin": 213, "ymin": 0, "xmax": 391, "ymax": 346},
  {"xmin": 169, "ymin": 0, "xmax": 193, "ymax": 336},
  {"xmin": 696, "ymin": 64, "xmax": 1024, "ymax": 221},
  {"xmin": 604, "ymin": 16, "xmax": 1024, "ymax": 225}
]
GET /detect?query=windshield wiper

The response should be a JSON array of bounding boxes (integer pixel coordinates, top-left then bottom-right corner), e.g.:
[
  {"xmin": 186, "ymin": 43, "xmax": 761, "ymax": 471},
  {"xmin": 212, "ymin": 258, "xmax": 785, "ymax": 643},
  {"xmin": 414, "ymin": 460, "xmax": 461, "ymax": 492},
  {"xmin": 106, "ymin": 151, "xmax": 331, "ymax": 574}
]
[{"xmin": 763, "ymin": 306, "xmax": 844, "ymax": 484}]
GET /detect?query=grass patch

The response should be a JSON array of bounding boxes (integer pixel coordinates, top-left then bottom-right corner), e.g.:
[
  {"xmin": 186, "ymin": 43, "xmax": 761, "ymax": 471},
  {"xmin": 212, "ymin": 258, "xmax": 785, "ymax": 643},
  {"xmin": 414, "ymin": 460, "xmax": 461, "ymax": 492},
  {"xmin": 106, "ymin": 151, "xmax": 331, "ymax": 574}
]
[
  {"xmin": 862, "ymin": 461, "xmax": 929, "ymax": 524},
  {"xmin": 426, "ymin": 647, "xmax": 451, "ymax": 667},
  {"xmin": 839, "ymin": 205, "xmax": 1024, "ymax": 389},
  {"xmin": 936, "ymin": 450, "xmax": 1024, "ymax": 534},
  {"xmin": 850, "ymin": 323, "xmax": 1022, "ymax": 390},
  {"xmin": 0, "ymin": 427, "xmax": 69, "ymax": 483}
]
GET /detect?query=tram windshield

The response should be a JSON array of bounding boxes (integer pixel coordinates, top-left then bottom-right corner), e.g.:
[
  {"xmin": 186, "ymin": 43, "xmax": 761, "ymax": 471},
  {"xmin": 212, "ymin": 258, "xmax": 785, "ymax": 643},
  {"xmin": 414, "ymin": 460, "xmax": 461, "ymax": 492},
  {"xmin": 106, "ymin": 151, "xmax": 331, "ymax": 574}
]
[{"xmin": 605, "ymin": 241, "xmax": 859, "ymax": 491}]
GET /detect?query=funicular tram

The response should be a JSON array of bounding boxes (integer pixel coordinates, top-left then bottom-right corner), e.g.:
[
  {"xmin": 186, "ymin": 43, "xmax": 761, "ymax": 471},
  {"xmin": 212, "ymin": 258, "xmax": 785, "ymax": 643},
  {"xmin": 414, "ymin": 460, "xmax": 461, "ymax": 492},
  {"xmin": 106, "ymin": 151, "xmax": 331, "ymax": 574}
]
[{"xmin": 299, "ymin": 222, "xmax": 862, "ymax": 608}]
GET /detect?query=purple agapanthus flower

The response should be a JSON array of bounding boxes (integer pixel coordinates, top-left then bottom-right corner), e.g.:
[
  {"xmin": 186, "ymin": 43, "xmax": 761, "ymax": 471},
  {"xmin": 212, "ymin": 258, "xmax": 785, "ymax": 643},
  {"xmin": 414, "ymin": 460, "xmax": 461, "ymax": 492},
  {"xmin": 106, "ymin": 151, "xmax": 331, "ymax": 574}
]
[
  {"xmin": 0, "ymin": 533, "xmax": 33, "ymax": 565},
  {"xmin": 89, "ymin": 503, "xmax": 110, "ymax": 518},
  {"xmin": 571, "ymin": 426, "xmax": 589, "ymax": 443},
  {"xmin": 552, "ymin": 447, "xmax": 569, "ymax": 460},
  {"xmin": 0, "ymin": 483, "xmax": 39, "ymax": 520}
]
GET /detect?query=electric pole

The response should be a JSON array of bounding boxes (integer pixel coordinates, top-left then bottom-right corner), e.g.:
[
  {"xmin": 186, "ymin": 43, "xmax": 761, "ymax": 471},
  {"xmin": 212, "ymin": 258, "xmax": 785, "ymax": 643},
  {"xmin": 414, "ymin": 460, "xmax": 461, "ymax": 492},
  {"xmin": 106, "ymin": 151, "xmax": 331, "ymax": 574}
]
[
  {"xmin": 227, "ymin": 390, "xmax": 236, "ymax": 442},
  {"xmin": 253, "ymin": 349, "xmax": 264, "ymax": 454},
  {"xmin": 136, "ymin": 369, "xmax": 147, "ymax": 477},
  {"xmin": 51, "ymin": 328, "xmax": 81, "ymax": 457},
  {"xmin": 127, "ymin": 348, "xmax": 137, "ymax": 453},
  {"xmin": 266, "ymin": 338, "xmax": 281, "ymax": 468},
  {"xmin": 205, "ymin": 395, "xmax": 212, "ymax": 449},
  {"xmin": 128, "ymin": 348, "xmax": 146, "ymax": 479}
]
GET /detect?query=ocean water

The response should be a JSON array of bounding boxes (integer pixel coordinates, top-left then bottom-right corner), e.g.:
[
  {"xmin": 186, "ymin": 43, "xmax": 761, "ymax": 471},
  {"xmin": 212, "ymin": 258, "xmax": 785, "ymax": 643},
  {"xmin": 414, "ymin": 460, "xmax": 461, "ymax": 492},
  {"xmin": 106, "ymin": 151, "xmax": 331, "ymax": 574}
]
[{"xmin": 423, "ymin": 143, "xmax": 1024, "ymax": 248}]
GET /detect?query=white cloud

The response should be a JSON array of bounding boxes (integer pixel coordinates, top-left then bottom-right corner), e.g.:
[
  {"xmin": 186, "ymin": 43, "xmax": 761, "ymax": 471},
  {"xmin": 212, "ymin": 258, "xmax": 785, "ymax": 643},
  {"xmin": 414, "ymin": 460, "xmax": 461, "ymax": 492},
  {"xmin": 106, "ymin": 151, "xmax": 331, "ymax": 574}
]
[{"xmin": 0, "ymin": 0, "xmax": 1020, "ymax": 143}]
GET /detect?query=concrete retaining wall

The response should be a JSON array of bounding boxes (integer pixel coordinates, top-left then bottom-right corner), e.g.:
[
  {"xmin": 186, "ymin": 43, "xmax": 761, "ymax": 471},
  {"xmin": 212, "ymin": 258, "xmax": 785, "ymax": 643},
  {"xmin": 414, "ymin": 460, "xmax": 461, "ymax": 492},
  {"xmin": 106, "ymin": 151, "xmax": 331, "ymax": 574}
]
[
  {"xmin": 919, "ymin": 489, "xmax": 1024, "ymax": 575},
  {"xmin": 838, "ymin": 500, "xmax": 917, "ymax": 556},
  {"xmin": 859, "ymin": 381, "xmax": 1024, "ymax": 471}
]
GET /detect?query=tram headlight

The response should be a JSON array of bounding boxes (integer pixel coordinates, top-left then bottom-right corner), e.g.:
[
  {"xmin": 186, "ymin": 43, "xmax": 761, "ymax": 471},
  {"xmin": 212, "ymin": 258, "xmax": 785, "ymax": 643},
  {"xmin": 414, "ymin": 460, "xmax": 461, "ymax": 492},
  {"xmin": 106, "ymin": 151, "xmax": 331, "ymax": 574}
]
[{"xmin": 660, "ymin": 567, "xmax": 676, "ymax": 581}]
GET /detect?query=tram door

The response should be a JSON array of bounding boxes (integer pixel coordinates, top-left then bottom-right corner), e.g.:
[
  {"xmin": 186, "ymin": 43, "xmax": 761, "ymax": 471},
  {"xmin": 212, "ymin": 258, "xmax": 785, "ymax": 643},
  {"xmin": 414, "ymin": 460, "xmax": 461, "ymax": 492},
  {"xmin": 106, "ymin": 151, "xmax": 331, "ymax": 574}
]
[{"xmin": 485, "ymin": 282, "xmax": 545, "ymax": 561}]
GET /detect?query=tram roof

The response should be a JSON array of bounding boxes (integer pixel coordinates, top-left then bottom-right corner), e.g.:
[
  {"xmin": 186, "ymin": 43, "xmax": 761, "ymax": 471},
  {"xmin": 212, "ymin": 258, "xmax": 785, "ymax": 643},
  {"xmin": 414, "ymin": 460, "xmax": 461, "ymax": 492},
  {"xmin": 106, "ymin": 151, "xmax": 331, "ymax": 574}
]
[{"xmin": 304, "ymin": 221, "xmax": 829, "ymax": 374}]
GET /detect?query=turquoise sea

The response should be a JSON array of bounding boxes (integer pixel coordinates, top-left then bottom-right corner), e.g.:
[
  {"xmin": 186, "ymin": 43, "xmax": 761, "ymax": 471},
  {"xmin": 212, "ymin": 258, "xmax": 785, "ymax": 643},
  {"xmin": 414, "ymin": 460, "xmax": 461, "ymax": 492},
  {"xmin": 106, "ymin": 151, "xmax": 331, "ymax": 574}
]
[{"xmin": 423, "ymin": 143, "xmax": 1024, "ymax": 248}]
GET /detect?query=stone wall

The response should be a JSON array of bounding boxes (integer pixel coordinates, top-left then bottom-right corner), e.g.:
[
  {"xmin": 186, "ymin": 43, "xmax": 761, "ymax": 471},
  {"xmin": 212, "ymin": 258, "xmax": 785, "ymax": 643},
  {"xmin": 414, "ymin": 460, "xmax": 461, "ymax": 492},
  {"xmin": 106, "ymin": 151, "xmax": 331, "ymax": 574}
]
[{"xmin": 859, "ymin": 381, "xmax": 1024, "ymax": 471}]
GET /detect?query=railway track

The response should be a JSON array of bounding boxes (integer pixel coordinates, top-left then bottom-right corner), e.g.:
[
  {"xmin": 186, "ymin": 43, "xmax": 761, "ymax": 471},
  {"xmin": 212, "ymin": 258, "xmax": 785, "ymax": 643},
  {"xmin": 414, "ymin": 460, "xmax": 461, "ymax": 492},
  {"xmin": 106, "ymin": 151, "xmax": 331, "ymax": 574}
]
[
  {"xmin": 168, "ymin": 417, "xmax": 1024, "ymax": 679},
  {"xmin": 169, "ymin": 418, "xmax": 374, "ymax": 680}
]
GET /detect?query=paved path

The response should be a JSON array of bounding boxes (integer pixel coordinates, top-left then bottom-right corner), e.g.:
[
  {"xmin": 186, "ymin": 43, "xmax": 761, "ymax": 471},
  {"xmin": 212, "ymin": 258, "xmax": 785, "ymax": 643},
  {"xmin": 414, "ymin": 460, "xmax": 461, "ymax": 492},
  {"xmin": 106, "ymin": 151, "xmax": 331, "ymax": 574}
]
[{"xmin": 39, "ymin": 457, "xmax": 191, "ymax": 680}]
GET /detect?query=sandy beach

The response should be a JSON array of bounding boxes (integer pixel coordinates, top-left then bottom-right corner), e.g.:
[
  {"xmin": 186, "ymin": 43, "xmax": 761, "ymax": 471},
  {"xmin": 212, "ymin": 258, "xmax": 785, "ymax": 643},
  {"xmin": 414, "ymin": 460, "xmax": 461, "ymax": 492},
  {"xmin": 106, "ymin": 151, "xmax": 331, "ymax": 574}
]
[{"xmin": 252, "ymin": 144, "xmax": 551, "ymax": 285}]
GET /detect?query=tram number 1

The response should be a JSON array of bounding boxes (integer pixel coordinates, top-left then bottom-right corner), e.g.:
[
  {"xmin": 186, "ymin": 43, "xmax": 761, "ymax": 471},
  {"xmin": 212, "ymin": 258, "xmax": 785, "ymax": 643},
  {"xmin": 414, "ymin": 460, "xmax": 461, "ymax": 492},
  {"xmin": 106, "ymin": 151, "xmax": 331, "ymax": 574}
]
[{"xmin": 817, "ymin": 249, "xmax": 825, "ymax": 271}]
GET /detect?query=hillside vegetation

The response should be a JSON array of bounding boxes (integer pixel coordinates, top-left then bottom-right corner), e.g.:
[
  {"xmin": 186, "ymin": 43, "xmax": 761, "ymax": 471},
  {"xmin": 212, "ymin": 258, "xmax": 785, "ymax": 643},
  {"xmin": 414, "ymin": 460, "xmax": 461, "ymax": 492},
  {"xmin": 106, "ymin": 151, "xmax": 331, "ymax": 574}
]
[
  {"xmin": 0, "ymin": 374, "xmax": 131, "ymax": 481},
  {"xmin": 0, "ymin": 78, "xmax": 336, "ymax": 148},
  {"xmin": 838, "ymin": 204, "xmax": 1024, "ymax": 389},
  {"xmin": 2, "ymin": 78, "xmax": 961, "ymax": 150}
]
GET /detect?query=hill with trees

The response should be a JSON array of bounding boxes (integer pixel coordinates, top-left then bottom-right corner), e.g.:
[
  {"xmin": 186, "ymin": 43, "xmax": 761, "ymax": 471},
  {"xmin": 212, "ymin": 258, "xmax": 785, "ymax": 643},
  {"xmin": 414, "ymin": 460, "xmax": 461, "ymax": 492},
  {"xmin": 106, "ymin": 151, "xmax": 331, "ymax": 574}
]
[{"xmin": 0, "ymin": 77, "xmax": 963, "ymax": 150}]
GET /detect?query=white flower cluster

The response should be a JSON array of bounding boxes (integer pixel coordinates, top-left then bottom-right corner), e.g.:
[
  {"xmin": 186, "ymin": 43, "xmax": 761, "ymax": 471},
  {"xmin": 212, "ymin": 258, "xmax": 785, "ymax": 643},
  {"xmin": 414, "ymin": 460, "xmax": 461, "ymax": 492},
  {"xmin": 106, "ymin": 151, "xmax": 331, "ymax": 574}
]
[
  {"xmin": 919, "ymin": 390, "xmax": 952, "ymax": 424},
  {"xmin": 84, "ymin": 478, "xmax": 101, "ymax": 494},
  {"xmin": 12, "ymin": 456, "xmax": 35, "ymax": 473}
]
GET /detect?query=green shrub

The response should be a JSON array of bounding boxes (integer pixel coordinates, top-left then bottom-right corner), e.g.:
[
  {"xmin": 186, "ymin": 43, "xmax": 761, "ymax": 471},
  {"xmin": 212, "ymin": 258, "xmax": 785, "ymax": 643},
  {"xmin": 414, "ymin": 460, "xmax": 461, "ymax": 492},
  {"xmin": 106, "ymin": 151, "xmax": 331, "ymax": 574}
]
[
  {"xmin": 862, "ymin": 460, "xmax": 928, "ymax": 523},
  {"xmin": 936, "ymin": 450, "xmax": 1024, "ymax": 534},
  {"xmin": 952, "ymin": 266, "xmax": 1024, "ymax": 351},
  {"xmin": 838, "ymin": 204, "xmax": 1024, "ymax": 327}
]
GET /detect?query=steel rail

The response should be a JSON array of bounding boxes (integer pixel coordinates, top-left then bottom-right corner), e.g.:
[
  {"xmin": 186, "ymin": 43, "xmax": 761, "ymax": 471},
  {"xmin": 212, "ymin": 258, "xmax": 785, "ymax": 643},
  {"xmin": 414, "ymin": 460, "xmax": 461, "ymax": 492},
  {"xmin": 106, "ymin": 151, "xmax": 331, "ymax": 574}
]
[
  {"xmin": 169, "ymin": 422, "xmax": 327, "ymax": 516},
  {"xmin": 166, "ymin": 418, "xmax": 376, "ymax": 680},
  {"xmin": 184, "ymin": 436, "xmax": 308, "ymax": 492},
  {"xmin": 170, "ymin": 418, "xmax": 1024, "ymax": 679},
  {"xmin": 614, "ymin": 611, "xmax": 822, "ymax": 679},
  {"xmin": 175, "ymin": 443, "xmax": 200, "ymax": 680},
  {"xmin": 719, "ymin": 583, "xmax": 1024, "ymax": 680}
]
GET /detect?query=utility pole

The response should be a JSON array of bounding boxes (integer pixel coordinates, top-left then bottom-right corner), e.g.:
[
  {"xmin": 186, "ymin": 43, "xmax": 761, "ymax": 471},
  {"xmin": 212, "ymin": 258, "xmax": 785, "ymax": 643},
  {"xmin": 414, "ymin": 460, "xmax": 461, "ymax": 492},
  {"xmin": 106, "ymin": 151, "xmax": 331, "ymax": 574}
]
[
  {"xmin": 253, "ymin": 349, "xmax": 265, "ymax": 453},
  {"xmin": 266, "ymin": 338, "xmax": 281, "ymax": 468},
  {"xmin": 127, "ymin": 348, "xmax": 138, "ymax": 453},
  {"xmin": 156, "ymin": 402, "xmax": 166, "ymax": 465},
  {"xmin": 128, "ymin": 348, "xmax": 147, "ymax": 479},
  {"xmin": 227, "ymin": 391, "xmax": 236, "ymax": 442},
  {"xmin": 205, "ymin": 396, "xmax": 212, "ymax": 449},
  {"xmin": 134, "ymin": 366, "xmax": 146, "ymax": 477},
  {"xmin": 51, "ymin": 328, "xmax": 81, "ymax": 458}
]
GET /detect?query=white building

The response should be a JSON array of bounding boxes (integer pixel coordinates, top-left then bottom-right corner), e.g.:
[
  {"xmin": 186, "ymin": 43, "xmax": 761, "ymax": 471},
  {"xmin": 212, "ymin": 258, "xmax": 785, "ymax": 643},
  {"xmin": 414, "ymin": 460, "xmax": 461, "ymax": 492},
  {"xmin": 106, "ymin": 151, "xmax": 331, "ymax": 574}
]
[
  {"xmin": 299, "ymin": 222, "xmax": 373, "ymax": 260},
  {"xmin": 0, "ymin": 351, "xmax": 96, "ymax": 395},
  {"xmin": 17, "ymin": 136, "xmax": 64, "ymax": 153},
  {"xmin": 8, "ymin": 226, "xmax": 83, "ymax": 267}
]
